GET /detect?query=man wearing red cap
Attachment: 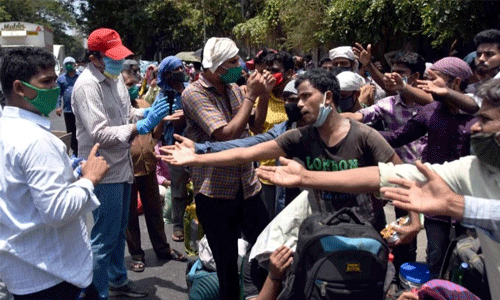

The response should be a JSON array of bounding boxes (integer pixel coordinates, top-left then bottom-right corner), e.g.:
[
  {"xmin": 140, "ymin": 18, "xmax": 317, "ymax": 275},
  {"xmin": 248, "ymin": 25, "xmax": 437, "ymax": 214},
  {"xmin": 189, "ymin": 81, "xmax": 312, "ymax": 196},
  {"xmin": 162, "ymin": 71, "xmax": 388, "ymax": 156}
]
[{"xmin": 72, "ymin": 28, "xmax": 168, "ymax": 299}]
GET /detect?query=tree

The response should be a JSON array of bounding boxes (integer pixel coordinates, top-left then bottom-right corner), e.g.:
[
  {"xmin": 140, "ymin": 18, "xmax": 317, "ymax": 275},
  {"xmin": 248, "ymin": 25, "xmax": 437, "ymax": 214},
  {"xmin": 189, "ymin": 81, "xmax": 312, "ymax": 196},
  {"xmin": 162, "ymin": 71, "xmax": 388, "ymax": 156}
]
[{"xmin": 0, "ymin": 0, "xmax": 84, "ymax": 59}]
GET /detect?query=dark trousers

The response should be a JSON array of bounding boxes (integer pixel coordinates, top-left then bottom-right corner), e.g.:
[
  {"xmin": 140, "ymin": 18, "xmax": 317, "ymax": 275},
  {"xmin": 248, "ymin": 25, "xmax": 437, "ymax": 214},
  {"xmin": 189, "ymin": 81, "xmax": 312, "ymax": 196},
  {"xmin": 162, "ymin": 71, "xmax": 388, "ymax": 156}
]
[
  {"xmin": 424, "ymin": 216, "xmax": 466, "ymax": 278},
  {"xmin": 261, "ymin": 183, "xmax": 277, "ymax": 221},
  {"xmin": 126, "ymin": 171, "xmax": 170, "ymax": 260},
  {"xmin": 169, "ymin": 165, "xmax": 190, "ymax": 232},
  {"xmin": 392, "ymin": 207, "xmax": 417, "ymax": 282},
  {"xmin": 64, "ymin": 112, "xmax": 78, "ymax": 156},
  {"xmin": 13, "ymin": 282, "xmax": 99, "ymax": 300},
  {"xmin": 196, "ymin": 190, "xmax": 270, "ymax": 300}
]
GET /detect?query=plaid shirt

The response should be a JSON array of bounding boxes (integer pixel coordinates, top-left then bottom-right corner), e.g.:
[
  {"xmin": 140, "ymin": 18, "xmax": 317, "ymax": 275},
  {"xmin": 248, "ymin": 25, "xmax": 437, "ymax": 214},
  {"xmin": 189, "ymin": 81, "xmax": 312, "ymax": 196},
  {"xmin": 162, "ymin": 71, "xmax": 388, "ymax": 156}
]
[
  {"xmin": 181, "ymin": 75, "xmax": 260, "ymax": 199},
  {"xmin": 359, "ymin": 94, "xmax": 427, "ymax": 163}
]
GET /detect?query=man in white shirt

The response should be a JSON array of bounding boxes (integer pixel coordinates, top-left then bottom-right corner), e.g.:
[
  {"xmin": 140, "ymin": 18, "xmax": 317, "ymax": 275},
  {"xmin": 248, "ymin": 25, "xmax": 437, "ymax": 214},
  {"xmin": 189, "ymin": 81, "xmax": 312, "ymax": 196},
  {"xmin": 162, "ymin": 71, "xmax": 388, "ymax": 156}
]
[{"xmin": 0, "ymin": 47, "xmax": 109, "ymax": 299}]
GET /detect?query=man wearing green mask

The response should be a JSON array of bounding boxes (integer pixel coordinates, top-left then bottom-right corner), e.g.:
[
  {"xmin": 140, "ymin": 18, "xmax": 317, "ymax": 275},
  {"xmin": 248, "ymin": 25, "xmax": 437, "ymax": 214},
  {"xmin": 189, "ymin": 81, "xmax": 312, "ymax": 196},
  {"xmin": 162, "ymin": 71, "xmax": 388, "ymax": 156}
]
[
  {"xmin": 0, "ymin": 47, "xmax": 110, "ymax": 298},
  {"xmin": 56, "ymin": 56, "xmax": 79, "ymax": 156},
  {"xmin": 181, "ymin": 37, "xmax": 274, "ymax": 300},
  {"xmin": 72, "ymin": 28, "xmax": 168, "ymax": 299}
]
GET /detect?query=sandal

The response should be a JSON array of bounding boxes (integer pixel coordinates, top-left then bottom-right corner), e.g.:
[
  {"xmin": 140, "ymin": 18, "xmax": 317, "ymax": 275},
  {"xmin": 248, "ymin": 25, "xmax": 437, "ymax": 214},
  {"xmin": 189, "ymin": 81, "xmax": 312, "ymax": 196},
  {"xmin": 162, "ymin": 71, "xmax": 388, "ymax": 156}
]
[
  {"xmin": 158, "ymin": 248, "xmax": 187, "ymax": 262},
  {"xmin": 130, "ymin": 259, "xmax": 145, "ymax": 272},
  {"xmin": 172, "ymin": 230, "xmax": 184, "ymax": 242}
]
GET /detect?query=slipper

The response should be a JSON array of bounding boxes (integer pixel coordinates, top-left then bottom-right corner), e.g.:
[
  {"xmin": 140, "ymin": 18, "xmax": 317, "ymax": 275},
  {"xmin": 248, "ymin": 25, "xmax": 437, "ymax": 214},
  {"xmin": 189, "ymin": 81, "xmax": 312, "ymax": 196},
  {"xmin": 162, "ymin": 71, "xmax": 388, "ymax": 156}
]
[
  {"xmin": 172, "ymin": 230, "xmax": 184, "ymax": 242},
  {"xmin": 158, "ymin": 248, "xmax": 187, "ymax": 262},
  {"xmin": 130, "ymin": 259, "xmax": 145, "ymax": 272}
]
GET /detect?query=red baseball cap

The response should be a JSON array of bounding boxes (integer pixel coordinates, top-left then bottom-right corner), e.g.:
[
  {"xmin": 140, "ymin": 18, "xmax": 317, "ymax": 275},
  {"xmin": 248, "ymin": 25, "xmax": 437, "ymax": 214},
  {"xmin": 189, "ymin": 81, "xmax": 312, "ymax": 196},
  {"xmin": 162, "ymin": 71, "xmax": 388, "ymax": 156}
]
[{"xmin": 87, "ymin": 28, "xmax": 133, "ymax": 60}]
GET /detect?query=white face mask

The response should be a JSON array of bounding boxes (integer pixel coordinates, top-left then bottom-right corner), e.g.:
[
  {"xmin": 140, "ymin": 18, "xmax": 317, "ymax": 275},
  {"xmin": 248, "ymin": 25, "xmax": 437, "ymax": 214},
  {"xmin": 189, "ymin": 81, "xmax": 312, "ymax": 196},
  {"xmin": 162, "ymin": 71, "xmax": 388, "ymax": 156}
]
[{"xmin": 313, "ymin": 93, "xmax": 333, "ymax": 127}]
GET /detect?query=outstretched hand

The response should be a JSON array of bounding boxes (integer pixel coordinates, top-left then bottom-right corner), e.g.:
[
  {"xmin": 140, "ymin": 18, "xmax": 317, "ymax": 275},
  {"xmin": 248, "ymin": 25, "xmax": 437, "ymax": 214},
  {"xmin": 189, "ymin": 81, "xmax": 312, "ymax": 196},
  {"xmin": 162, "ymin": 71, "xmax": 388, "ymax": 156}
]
[
  {"xmin": 256, "ymin": 157, "xmax": 305, "ymax": 188},
  {"xmin": 159, "ymin": 136, "xmax": 197, "ymax": 166},
  {"xmin": 380, "ymin": 161, "xmax": 464, "ymax": 220},
  {"xmin": 416, "ymin": 70, "xmax": 448, "ymax": 97},
  {"xmin": 81, "ymin": 143, "xmax": 109, "ymax": 186}
]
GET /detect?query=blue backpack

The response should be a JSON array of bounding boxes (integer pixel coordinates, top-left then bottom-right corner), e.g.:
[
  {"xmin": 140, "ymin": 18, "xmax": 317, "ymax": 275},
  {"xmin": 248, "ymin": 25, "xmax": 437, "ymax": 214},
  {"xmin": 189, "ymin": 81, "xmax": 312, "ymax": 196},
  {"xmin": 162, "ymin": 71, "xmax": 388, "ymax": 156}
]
[{"xmin": 277, "ymin": 207, "xmax": 389, "ymax": 300}]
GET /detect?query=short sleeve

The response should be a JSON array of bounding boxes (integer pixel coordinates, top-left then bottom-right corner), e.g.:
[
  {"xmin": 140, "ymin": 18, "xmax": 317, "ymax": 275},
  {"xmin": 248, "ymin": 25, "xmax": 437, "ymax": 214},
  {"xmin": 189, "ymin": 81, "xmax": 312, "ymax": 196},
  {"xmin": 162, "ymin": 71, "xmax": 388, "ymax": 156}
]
[
  {"xmin": 274, "ymin": 127, "xmax": 303, "ymax": 158},
  {"xmin": 365, "ymin": 127, "xmax": 396, "ymax": 163}
]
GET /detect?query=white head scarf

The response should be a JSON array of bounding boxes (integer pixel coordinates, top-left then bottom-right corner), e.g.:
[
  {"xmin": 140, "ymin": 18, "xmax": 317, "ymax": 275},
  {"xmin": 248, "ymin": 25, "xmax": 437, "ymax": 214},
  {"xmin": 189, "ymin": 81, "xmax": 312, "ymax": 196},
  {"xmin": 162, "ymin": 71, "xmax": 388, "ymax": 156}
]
[
  {"xmin": 336, "ymin": 71, "xmax": 366, "ymax": 91},
  {"xmin": 283, "ymin": 79, "xmax": 297, "ymax": 94},
  {"xmin": 202, "ymin": 37, "xmax": 239, "ymax": 73},
  {"xmin": 329, "ymin": 46, "xmax": 359, "ymax": 71}
]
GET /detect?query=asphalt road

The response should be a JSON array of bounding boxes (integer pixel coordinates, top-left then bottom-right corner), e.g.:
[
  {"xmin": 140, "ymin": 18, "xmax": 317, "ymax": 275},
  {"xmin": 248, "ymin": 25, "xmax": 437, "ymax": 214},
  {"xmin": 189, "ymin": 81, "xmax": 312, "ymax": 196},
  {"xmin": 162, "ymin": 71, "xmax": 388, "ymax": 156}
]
[{"xmin": 49, "ymin": 111, "xmax": 427, "ymax": 300}]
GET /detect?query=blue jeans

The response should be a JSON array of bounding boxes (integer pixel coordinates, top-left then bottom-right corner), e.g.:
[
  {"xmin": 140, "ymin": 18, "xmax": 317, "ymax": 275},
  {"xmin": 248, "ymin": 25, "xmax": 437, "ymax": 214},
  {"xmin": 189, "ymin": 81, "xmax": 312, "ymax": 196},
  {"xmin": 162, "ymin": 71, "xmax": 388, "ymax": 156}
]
[{"xmin": 91, "ymin": 183, "xmax": 131, "ymax": 299}]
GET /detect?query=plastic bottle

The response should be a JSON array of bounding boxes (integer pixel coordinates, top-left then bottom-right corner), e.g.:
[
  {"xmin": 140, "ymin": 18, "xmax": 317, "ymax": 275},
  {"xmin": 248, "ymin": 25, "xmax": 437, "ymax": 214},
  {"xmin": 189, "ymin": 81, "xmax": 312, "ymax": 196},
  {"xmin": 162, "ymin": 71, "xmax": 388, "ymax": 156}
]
[{"xmin": 451, "ymin": 262, "xmax": 469, "ymax": 285}]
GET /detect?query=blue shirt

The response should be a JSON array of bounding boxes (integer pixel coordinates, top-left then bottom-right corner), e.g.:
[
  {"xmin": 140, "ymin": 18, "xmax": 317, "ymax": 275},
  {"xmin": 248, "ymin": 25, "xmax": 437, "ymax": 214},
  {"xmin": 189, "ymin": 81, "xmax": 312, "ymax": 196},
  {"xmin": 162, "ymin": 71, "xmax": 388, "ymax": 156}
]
[{"xmin": 57, "ymin": 72, "xmax": 79, "ymax": 113}]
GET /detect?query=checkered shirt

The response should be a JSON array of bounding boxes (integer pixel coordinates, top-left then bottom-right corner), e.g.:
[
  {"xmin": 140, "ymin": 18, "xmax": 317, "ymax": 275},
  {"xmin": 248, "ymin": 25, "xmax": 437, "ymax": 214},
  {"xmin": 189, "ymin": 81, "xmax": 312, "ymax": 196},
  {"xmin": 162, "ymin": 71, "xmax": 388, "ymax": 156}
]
[{"xmin": 181, "ymin": 75, "xmax": 261, "ymax": 199}]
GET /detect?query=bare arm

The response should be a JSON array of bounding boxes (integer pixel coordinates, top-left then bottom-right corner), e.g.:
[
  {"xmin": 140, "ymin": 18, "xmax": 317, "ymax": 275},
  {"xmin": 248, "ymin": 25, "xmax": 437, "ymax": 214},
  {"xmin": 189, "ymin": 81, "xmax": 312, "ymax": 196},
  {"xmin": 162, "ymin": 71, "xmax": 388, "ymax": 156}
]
[
  {"xmin": 353, "ymin": 43, "xmax": 387, "ymax": 91},
  {"xmin": 212, "ymin": 72, "xmax": 268, "ymax": 141},
  {"xmin": 162, "ymin": 139, "xmax": 286, "ymax": 167},
  {"xmin": 256, "ymin": 157, "xmax": 381, "ymax": 193},
  {"xmin": 249, "ymin": 70, "xmax": 276, "ymax": 134}
]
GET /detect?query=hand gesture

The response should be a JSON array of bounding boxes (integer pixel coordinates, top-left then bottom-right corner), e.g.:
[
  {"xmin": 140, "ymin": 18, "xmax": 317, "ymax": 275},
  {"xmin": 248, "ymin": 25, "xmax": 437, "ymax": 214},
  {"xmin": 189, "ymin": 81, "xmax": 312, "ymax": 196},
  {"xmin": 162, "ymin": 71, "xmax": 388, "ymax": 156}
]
[
  {"xmin": 162, "ymin": 110, "xmax": 184, "ymax": 122},
  {"xmin": 55, "ymin": 108, "xmax": 63, "ymax": 117},
  {"xmin": 416, "ymin": 70, "xmax": 448, "ymax": 97},
  {"xmin": 81, "ymin": 143, "xmax": 109, "ymax": 186},
  {"xmin": 383, "ymin": 73, "xmax": 405, "ymax": 92},
  {"xmin": 397, "ymin": 291, "xmax": 419, "ymax": 300},
  {"xmin": 246, "ymin": 71, "xmax": 267, "ymax": 99},
  {"xmin": 137, "ymin": 98, "xmax": 170, "ymax": 134},
  {"xmin": 269, "ymin": 245, "xmax": 294, "ymax": 281},
  {"xmin": 256, "ymin": 157, "xmax": 305, "ymax": 187},
  {"xmin": 358, "ymin": 84, "xmax": 375, "ymax": 107},
  {"xmin": 353, "ymin": 43, "xmax": 372, "ymax": 66},
  {"xmin": 261, "ymin": 70, "xmax": 276, "ymax": 93},
  {"xmin": 159, "ymin": 138, "xmax": 197, "ymax": 166},
  {"xmin": 380, "ymin": 161, "xmax": 464, "ymax": 219},
  {"xmin": 390, "ymin": 223, "xmax": 420, "ymax": 246}
]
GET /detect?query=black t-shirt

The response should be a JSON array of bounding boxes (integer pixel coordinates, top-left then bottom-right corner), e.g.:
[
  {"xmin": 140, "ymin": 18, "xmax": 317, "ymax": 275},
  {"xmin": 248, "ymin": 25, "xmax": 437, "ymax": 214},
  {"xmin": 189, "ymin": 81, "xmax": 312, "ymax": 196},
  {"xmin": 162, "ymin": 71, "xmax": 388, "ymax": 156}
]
[{"xmin": 275, "ymin": 119, "xmax": 395, "ymax": 227}]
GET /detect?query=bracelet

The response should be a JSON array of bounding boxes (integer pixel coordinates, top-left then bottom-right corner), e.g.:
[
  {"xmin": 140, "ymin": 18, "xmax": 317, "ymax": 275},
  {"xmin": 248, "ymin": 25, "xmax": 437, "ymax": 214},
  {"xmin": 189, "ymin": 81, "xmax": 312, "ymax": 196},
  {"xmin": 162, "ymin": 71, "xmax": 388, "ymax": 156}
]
[
  {"xmin": 268, "ymin": 274, "xmax": 283, "ymax": 282},
  {"xmin": 244, "ymin": 96, "xmax": 256, "ymax": 104}
]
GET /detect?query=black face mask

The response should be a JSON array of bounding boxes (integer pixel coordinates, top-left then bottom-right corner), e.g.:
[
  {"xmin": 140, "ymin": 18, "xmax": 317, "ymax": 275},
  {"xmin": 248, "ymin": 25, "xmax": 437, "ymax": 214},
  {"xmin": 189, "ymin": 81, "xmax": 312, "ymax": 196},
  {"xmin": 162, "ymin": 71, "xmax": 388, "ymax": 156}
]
[
  {"xmin": 333, "ymin": 66, "xmax": 352, "ymax": 75},
  {"xmin": 285, "ymin": 102, "xmax": 302, "ymax": 123},
  {"xmin": 337, "ymin": 95, "xmax": 355, "ymax": 113}
]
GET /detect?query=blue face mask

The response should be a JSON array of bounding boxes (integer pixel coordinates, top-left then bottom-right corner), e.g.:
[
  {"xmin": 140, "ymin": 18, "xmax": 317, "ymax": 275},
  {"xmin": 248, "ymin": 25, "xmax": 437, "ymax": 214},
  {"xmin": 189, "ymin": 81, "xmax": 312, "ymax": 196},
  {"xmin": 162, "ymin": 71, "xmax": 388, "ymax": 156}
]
[
  {"xmin": 102, "ymin": 57, "xmax": 124, "ymax": 79},
  {"xmin": 313, "ymin": 93, "xmax": 333, "ymax": 127}
]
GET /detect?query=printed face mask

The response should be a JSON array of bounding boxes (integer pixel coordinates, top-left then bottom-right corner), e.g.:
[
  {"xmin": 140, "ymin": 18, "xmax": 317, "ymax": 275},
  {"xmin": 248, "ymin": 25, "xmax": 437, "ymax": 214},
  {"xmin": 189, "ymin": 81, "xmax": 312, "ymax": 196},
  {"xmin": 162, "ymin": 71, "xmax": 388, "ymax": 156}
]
[
  {"xmin": 220, "ymin": 66, "xmax": 243, "ymax": 84},
  {"xmin": 470, "ymin": 131, "xmax": 500, "ymax": 168},
  {"xmin": 313, "ymin": 93, "xmax": 333, "ymax": 127},
  {"xmin": 102, "ymin": 57, "xmax": 124, "ymax": 79},
  {"xmin": 21, "ymin": 81, "xmax": 60, "ymax": 116}
]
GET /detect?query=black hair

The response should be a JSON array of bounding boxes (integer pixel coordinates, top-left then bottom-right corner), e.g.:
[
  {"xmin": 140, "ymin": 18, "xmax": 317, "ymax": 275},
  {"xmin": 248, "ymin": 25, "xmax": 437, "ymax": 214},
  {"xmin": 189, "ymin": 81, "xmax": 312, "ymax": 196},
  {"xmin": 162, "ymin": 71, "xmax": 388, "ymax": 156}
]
[
  {"xmin": 265, "ymin": 51, "xmax": 295, "ymax": 72},
  {"xmin": 84, "ymin": 49, "xmax": 101, "ymax": 63},
  {"xmin": 319, "ymin": 56, "xmax": 332, "ymax": 67},
  {"xmin": 474, "ymin": 29, "xmax": 500, "ymax": 49},
  {"xmin": 393, "ymin": 51, "xmax": 426, "ymax": 77},
  {"xmin": 476, "ymin": 78, "xmax": 500, "ymax": 106},
  {"xmin": 254, "ymin": 48, "xmax": 276, "ymax": 65},
  {"xmin": 295, "ymin": 68, "xmax": 340, "ymax": 107},
  {"xmin": 0, "ymin": 47, "xmax": 56, "ymax": 98}
]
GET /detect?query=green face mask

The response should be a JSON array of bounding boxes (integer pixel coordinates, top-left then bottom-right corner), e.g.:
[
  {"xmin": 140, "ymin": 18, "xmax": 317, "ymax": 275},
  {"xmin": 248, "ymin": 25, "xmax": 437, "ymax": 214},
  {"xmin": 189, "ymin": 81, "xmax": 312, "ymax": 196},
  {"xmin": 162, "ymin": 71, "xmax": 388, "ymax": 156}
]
[
  {"xmin": 128, "ymin": 85, "xmax": 139, "ymax": 101},
  {"xmin": 470, "ymin": 132, "xmax": 500, "ymax": 168},
  {"xmin": 65, "ymin": 63, "xmax": 75, "ymax": 72},
  {"xmin": 21, "ymin": 81, "xmax": 60, "ymax": 116},
  {"xmin": 220, "ymin": 66, "xmax": 242, "ymax": 84}
]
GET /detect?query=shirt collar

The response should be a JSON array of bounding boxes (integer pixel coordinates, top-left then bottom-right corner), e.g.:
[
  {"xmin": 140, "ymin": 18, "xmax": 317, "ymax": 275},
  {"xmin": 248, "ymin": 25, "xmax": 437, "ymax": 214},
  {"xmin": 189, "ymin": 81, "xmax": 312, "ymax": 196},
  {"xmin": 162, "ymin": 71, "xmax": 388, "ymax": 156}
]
[
  {"xmin": 393, "ymin": 94, "xmax": 415, "ymax": 108},
  {"xmin": 2, "ymin": 106, "xmax": 51, "ymax": 130},
  {"xmin": 88, "ymin": 62, "xmax": 107, "ymax": 83},
  {"xmin": 198, "ymin": 74, "xmax": 215, "ymax": 89}
]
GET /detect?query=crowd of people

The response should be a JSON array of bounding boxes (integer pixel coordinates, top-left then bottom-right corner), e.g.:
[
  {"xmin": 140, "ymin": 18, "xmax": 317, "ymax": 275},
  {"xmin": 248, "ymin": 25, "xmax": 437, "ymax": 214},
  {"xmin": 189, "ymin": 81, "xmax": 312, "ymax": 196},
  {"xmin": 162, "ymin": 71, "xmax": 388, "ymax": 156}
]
[{"xmin": 1, "ymin": 25, "xmax": 500, "ymax": 300}]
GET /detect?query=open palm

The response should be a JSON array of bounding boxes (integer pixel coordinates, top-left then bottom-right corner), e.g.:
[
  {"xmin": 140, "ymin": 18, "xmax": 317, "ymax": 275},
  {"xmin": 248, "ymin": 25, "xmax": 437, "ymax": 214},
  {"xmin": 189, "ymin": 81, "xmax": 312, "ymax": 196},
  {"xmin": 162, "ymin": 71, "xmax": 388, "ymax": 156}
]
[{"xmin": 256, "ymin": 157, "xmax": 304, "ymax": 188}]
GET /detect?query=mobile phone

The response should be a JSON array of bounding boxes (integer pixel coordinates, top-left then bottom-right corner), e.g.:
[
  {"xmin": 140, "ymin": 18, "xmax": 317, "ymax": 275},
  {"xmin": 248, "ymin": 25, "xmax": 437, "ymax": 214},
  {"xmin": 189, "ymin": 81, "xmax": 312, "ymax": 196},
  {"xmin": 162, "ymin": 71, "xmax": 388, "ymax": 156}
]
[{"xmin": 165, "ymin": 90, "xmax": 175, "ymax": 115}]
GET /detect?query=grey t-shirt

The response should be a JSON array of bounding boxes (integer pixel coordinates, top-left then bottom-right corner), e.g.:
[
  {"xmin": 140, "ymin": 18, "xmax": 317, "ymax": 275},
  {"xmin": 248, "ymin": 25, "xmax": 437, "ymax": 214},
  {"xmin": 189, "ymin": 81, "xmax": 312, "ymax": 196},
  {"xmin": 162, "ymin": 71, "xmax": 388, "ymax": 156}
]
[{"xmin": 275, "ymin": 119, "xmax": 395, "ymax": 228}]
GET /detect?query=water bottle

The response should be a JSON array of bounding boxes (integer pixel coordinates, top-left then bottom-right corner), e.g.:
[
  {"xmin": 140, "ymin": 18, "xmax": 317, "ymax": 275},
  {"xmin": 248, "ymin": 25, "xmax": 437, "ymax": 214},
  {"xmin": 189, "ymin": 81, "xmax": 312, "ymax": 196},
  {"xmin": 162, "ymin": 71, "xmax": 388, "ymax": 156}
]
[{"xmin": 451, "ymin": 262, "xmax": 469, "ymax": 285}]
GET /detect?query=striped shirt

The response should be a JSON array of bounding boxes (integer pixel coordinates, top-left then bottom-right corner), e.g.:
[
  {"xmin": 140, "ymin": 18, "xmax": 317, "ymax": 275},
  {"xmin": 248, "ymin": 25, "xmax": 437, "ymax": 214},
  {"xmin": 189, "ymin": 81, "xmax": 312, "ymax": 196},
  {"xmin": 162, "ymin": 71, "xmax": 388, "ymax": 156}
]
[
  {"xmin": 182, "ymin": 75, "xmax": 260, "ymax": 199},
  {"xmin": 359, "ymin": 94, "xmax": 427, "ymax": 163},
  {"xmin": 71, "ymin": 63, "xmax": 135, "ymax": 184}
]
